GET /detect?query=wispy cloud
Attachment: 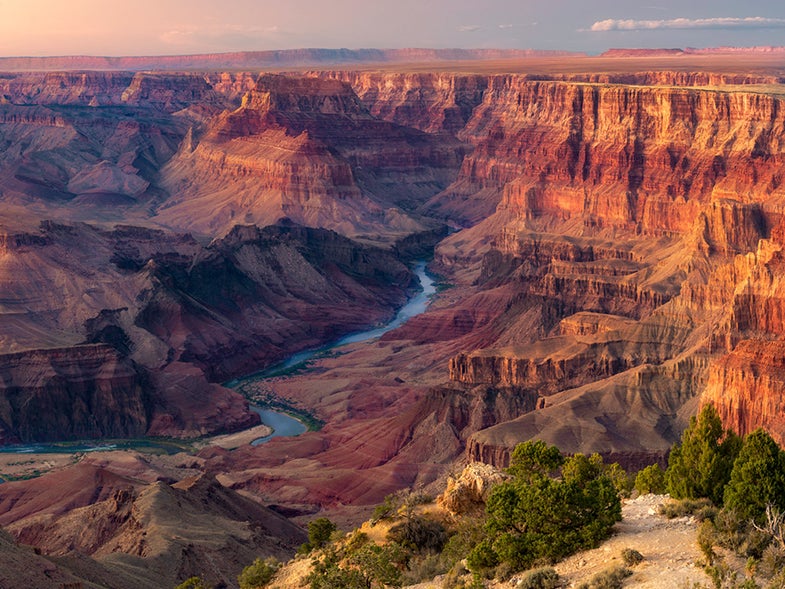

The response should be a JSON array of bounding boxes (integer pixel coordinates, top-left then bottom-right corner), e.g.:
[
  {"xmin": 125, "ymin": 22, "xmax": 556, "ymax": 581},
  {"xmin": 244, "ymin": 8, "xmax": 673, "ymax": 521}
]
[
  {"xmin": 457, "ymin": 25, "xmax": 482, "ymax": 33},
  {"xmin": 587, "ymin": 16, "xmax": 785, "ymax": 32},
  {"xmin": 160, "ymin": 24, "xmax": 284, "ymax": 47}
]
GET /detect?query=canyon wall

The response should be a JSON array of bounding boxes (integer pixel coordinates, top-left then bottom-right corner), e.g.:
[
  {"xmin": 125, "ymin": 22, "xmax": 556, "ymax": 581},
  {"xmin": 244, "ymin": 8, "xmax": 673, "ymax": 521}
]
[
  {"xmin": 158, "ymin": 73, "xmax": 465, "ymax": 240},
  {"xmin": 442, "ymin": 78, "xmax": 785, "ymax": 228},
  {"xmin": 3, "ymin": 67, "xmax": 785, "ymax": 468},
  {"xmin": 0, "ymin": 344, "xmax": 149, "ymax": 443}
]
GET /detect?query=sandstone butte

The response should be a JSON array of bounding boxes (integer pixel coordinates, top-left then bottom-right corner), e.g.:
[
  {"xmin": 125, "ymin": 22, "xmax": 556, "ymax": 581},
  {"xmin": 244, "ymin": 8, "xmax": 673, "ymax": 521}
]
[{"xmin": 1, "ymin": 50, "xmax": 785, "ymax": 586}]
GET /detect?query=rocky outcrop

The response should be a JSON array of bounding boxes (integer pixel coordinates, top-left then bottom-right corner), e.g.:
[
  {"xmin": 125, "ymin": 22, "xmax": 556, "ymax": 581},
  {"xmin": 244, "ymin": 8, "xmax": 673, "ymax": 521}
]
[
  {"xmin": 0, "ymin": 216, "xmax": 418, "ymax": 442},
  {"xmin": 448, "ymin": 334, "xmax": 674, "ymax": 392},
  {"xmin": 119, "ymin": 72, "xmax": 229, "ymax": 112},
  {"xmin": 318, "ymin": 71, "xmax": 489, "ymax": 134},
  {"xmin": 0, "ymin": 72, "xmax": 135, "ymax": 106},
  {"xmin": 703, "ymin": 340, "xmax": 785, "ymax": 444},
  {"xmin": 0, "ymin": 345, "xmax": 150, "ymax": 443},
  {"xmin": 428, "ymin": 78, "xmax": 785, "ymax": 228},
  {"xmin": 437, "ymin": 462, "xmax": 509, "ymax": 515},
  {"xmin": 134, "ymin": 222, "xmax": 415, "ymax": 380}
]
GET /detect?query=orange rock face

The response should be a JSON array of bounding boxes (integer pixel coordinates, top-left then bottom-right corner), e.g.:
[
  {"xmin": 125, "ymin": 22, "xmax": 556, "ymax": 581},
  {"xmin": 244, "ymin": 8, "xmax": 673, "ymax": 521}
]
[
  {"xmin": 703, "ymin": 340, "xmax": 785, "ymax": 444},
  {"xmin": 442, "ymin": 78, "xmax": 785, "ymax": 229}
]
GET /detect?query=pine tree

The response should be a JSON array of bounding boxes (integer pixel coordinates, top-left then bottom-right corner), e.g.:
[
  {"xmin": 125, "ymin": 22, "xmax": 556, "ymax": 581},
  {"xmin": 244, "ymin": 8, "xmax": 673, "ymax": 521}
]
[
  {"xmin": 724, "ymin": 428, "xmax": 785, "ymax": 522},
  {"xmin": 665, "ymin": 404, "xmax": 740, "ymax": 505}
]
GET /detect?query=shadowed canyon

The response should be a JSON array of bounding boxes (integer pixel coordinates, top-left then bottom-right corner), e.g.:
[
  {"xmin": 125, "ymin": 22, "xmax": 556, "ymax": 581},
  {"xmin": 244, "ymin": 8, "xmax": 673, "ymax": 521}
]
[{"xmin": 2, "ymin": 50, "xmax": 785, "ymax": 587}]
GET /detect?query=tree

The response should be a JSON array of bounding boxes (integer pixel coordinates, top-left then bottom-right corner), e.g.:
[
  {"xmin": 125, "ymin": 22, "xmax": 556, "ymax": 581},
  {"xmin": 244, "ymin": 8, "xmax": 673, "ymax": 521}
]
[
  {"xmin": 471, "ymin": 443, "xmax": 621, "ymax": 574},
  {"xmin": 238, "ymin": 557, "xmax": 279, "ymax": 589},
  {"xmin": 634, "ymin": 464, "xmax": 666, "ymax": 495},
  {"xmin": 665, "ymin": 404, "xmax": 740, "ymax": 505},
  {"xmin": 724, "ymin": 428, "xmax": 785, "ymax": 522},
  {"xmin": 174, "ymin": 577, "xmax": 210, "ymax": 589},
  {"xmin": 507, "ymin": 440, "xmax": 564, "ymax": 482},
  {"xmin": 303, "ymin": 517, "xmax": 337, "ymax": 553}
]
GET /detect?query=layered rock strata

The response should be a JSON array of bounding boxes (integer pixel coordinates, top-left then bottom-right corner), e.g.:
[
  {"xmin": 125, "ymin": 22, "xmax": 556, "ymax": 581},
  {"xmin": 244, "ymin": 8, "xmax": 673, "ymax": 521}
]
[{"xmin": 158, "ymin": 74, "xmax": 465, "ymax": 240}]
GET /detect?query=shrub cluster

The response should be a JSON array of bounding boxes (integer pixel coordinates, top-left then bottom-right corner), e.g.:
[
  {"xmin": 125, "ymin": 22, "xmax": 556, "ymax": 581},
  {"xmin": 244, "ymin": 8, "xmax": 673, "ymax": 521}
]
[
  {"xmin": 467, "ymin": 441, "xmax": 622, "ymax": 575},
  {"xmin": 658, "ymin": 404, "xmax": 785, "ymax": 588}
]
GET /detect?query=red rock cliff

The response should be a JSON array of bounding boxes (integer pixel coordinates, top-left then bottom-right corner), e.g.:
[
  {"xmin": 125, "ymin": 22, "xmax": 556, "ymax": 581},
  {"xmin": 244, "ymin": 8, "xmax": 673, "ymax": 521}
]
[{"xmin": 432, "ymin": 77, "xmax": 785, "ymax": 227}]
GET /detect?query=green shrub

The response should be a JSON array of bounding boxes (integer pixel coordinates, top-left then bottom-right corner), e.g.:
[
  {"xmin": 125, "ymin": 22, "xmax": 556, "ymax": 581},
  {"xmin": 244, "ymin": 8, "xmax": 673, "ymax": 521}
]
[
  {"xmin": 760, "ymin": 544, "xmax": 785, "ymax": 578},
  {"xmin": 440, "ymin": 516, "xmax": 486, "ymax": 569},
  {"xmin": 576, "ymin": 565, "xmax": 632, "ymax": 589},
  {"xmin": 621, "ymin": 548, "xmax": 643, "ymax": 567},
  {"xmin": 666, "ymin": 404, "xmax": 740, "ymax": 505},
  {"xmin": 698, "ymin": 519, "xmax": 718, "ymax": 565},
  {"xmin": 387, "ymin": 516, "xmax": 448, "ymax": 553},
  {"xmin": 347, "ymin": 542, "xmax": 404, "ymax": 588},
  {"xmin": 306, "ymin": 549, "xmax": 368, "ymax": 589},
  {"xmin": 401, "ymin": 553, "xmax": 445, "ymax": 585},
  {"xmin": 516, "ymin": 566, "xmax": 560, "ymax": 589},
  {"xmin": 634, "ymin": 464, "xmax": 666, "ymax": 495},
  {"xmin": 507, "ymin": 440, "xmax": 563, "ymax": 482},
  {"xmin": 466, "ymin": 538, "xmax": 499, "ymax": 575},
  {"xmin": 174, "ymin": 577, "xmax": 210, "ymax": 589},
  {"xmin": 372, "ymin": 493, "xmax": 399, "ymax": 523},
  {"xmin": 442, "ymin": 561, "xmax": 469, "ymax": 589},
  {"xmin": 659, "ymin": 498, "xmax": 715, "ymax": 519},
  {"xmin": 724, "ymin": 429, "xmax": 785, "ymax": 523},
  {"xmin": 605, "ymin": 462, "xmax": 633, "ymax": 498},
  {"xmin": 474, "ymin": 445, "xmax": 621, "ymax": 574},
  {"xmin": 301, "ymin": 517, "xmax": 337, "ymax": 553},
  {"xmin": 238, "ymin": 557, "xmax": 279, "ymax": 589}
]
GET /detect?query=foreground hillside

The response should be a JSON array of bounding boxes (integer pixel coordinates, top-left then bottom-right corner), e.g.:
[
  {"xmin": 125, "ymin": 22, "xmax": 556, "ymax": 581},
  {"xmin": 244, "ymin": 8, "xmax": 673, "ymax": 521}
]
[{"xmin": 266, "ymin": 495, "xmax": 709, "ymax": 589}]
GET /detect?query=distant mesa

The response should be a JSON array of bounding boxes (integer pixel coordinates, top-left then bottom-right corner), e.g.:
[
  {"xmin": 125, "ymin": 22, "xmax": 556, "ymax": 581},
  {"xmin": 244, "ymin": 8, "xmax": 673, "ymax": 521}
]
[
  {"xmin": 601, "ymin": 46, "xmax": 785, "ymax": 57},
  {"xmin": 600, "ymin": 48, "xmax": 688, "ymax": 57},
  {"xmin": 0, "ymin": 48, "xmax": 586, "ymax": 72}
]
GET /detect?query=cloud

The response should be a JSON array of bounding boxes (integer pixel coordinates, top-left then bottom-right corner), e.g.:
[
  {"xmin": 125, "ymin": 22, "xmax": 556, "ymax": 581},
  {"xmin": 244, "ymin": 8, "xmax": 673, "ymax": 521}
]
[
  {"xmin": 160, "ymin": 24, "xmax": 284, "ymax": 47},
  {"xmin": 498, "ymin": 24, "xmax": 516, "ymax": 29},
  {"xmin": 457, "ymin": 25, "xmax": 481, "ymax": 33},
  {"xmin": 587, "ymin": 16, "xmax": 785, "ymax": 32}
]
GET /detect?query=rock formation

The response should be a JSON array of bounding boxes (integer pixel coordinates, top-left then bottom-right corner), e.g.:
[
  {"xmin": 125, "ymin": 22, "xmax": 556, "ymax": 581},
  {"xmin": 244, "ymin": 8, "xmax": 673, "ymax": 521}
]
[
  {"xmin": 437, "ymin": 462, "xmax": 509, "ymax": 515},
  {"xmin": 158, "ymin": 73, "xmax": 464, "ymax": 240},
  {"xmin": 0, "ymin": 464, "xmax": 306, "ymax": 589},
  {"xmin": 4, "ymin": 58, "xmax": 785, "ymax": 535}
]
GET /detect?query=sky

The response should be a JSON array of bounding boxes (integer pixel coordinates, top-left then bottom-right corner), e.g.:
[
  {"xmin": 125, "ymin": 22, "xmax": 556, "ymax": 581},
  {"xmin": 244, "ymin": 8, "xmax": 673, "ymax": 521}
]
[{"xmin": 1, "ymin": 0, "xmax": 785, "ymax": 57}]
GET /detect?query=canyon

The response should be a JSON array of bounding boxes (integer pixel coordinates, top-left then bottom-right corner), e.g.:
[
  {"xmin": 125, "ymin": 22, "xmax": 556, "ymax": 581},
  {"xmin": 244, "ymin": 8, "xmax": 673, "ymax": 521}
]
[{"xmin": 1, "ymin": 50, "xmax": 785, "ymax": 586}]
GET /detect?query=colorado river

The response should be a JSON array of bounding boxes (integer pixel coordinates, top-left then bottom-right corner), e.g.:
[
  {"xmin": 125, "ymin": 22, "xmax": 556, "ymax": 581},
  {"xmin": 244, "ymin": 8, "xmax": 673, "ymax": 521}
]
[
  {"xmin": 240, "ymin": 261, "xmax": 437, "ymax": 443},
  {"xmin": 264, "ymin": 261, "xmax": 436, "ymax": 373},
  {"xmin": 0, "ymin": 264, "xmax": 437, "ymax": 455}
]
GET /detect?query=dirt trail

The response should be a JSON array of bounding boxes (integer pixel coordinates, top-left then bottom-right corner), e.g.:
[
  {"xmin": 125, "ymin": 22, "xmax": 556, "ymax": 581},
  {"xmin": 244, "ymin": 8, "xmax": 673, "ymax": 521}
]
[
  {"xmin": 271, "ymin": 494, "xmax": 712, "ymax": 589},
  {"xmin": 552, "ymin": 494, "xmax": 709, "ymax": 588}
]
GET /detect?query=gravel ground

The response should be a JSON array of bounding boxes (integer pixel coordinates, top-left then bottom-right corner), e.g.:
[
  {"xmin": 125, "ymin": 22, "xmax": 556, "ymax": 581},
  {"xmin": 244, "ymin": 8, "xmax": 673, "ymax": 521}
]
[{"xmin": 551, "ymin": 494, "xmax": 710, "ymax": 588}]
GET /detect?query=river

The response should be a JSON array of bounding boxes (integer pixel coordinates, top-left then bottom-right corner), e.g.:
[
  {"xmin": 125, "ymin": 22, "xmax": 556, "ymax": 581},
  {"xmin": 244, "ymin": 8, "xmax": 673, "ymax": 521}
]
[
  {"xmin": 0, "ymin": 263, "xmax": 436, "ymax": 455},
  {"xmin": 240, "ymin": 261, "xmax": 436, "ymax": 444}
]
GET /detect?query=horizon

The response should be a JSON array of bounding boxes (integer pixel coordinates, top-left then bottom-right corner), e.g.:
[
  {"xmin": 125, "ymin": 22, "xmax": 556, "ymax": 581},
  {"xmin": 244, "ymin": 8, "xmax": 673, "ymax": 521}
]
[
  {"xmin": 1, "ymin": 44, "xmax": 784, "ymax": 62},
  {"xmin": 3, "ymin": 0, "xmax": 785, "ymax": 58}
]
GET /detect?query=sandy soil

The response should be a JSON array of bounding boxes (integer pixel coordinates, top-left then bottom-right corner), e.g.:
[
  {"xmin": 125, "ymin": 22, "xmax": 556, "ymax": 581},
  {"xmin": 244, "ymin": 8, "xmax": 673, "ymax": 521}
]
[
  {"xmin": 194, "ymin": 424, "xmax": 273, "ymax": 450},
  {"xmin": 0, "ymin": 453, "xmax": 77, "ymax": 481},
  {"xmin": 404, "ymin": 494, "xmax": 710, "ymax": 589},
  {"xmin": 552, "ymin": 494, "xmax": 709, "ymax": 588}
]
